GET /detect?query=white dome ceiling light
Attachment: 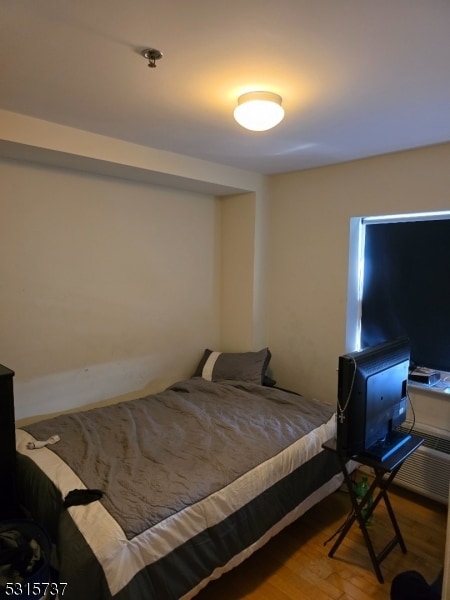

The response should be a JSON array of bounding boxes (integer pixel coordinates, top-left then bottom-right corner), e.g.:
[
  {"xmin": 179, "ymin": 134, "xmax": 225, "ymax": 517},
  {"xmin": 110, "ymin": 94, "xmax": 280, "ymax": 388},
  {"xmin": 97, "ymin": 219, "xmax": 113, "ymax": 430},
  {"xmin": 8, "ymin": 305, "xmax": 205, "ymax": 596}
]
[{"xmin": 234, "ymin": 91, "xmax": 285, "ymax": 132}]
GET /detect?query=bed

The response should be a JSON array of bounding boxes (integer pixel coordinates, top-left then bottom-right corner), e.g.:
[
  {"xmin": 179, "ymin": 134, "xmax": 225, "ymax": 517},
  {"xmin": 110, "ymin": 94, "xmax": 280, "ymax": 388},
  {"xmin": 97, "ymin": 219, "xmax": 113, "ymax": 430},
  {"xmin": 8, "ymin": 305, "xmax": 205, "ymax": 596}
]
[{"xmin": 15, "ymin": 349, "xmax": 343, "ymax": 600}]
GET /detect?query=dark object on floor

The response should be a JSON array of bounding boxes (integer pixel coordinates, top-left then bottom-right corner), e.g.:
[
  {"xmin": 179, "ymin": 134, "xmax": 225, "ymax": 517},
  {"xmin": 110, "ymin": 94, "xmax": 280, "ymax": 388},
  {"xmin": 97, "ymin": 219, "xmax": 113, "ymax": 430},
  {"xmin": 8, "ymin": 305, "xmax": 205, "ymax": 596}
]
[
  {"xmin": 63, "ymin": 488, "xmax": 104, "ymax": 508},
  {"xmin": 390, "ymin": 569, "xmax": 442, "ymax": 600},
  {"xmin": 0, "ymin": 519, "xmax": 51, "ymax": 594},
  {"xmin": 0, "ymin": 529, "xmax": 40, "ymax": 586}
]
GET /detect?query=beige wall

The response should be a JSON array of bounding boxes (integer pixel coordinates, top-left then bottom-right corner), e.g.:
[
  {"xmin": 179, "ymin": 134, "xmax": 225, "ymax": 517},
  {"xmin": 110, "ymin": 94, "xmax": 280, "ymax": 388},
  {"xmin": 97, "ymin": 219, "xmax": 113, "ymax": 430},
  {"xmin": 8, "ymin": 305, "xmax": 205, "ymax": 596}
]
[
  {"xmin": 1, "ymin": 157, "xmax": 222, "ymax": 419},
  {"xmin": 220, "ymin": 193, "xmax": 256, "ymax": 350},
  {"xmin": 2, "ymin": 129, "xmax": 450, "ymax": 428},
  {"xmin": 267, "ymin": 143, "xmax": 450, "ymax": 409},
  {"xmin": 219, "ymin": 186, "xmax": 271, "ymax": 353}
]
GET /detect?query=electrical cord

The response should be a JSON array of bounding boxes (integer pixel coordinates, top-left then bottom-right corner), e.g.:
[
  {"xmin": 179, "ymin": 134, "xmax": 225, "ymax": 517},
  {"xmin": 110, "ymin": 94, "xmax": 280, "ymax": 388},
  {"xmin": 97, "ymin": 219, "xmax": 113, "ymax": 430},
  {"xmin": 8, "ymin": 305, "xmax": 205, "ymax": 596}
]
[
  {"xmin": 323, "ymin": 475, "xmax": 360, "ymax": 547},
  {"xmin": 323, "ymin": 508, "xmax": 355, "ymax": 547},
  {"xmin": 405, "ymin": 387, "xmax": 416, "ymax": 435}
]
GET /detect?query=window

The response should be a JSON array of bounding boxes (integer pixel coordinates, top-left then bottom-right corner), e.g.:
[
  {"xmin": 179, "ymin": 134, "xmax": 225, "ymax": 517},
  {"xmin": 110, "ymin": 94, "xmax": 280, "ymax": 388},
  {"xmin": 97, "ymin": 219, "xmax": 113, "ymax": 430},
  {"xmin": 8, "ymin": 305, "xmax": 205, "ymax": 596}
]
[{"xmin": 348, "ymin": 211, "xmax": 450, "ymax": 372}]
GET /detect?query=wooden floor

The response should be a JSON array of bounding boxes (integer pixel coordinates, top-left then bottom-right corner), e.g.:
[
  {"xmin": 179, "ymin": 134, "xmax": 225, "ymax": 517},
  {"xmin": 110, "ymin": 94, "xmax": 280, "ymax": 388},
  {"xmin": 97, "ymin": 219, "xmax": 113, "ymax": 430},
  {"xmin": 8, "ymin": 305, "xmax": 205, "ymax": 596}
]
[{"xmin": 196, "ymin": 482, "xmax": 447, "ymax": 600}]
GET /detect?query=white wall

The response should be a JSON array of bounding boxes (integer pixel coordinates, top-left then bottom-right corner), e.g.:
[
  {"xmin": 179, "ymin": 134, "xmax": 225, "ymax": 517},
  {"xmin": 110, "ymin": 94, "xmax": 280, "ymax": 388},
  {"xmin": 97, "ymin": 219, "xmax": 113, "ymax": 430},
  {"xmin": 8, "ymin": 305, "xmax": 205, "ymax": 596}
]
[
  {"xmin": 220, "ymin": 193, "xmax": 256, "ymax": 350},
  {"xmin": 267, "ymin": 142, "xmax": 450, "ymax": 419},
  {"xmin": 1, "ymin": 157, "xmax": 222, "ymax": 420},
  {"xmin": 3, "ymin": 124, "xmax": 449, "ymax": 432}
]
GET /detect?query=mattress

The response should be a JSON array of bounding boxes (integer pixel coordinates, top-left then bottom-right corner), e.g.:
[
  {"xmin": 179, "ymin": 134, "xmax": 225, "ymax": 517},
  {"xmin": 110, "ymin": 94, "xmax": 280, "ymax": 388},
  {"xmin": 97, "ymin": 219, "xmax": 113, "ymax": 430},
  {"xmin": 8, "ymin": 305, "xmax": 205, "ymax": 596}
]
[{"xmin": 15, "ymin": 378, "xmax": 341, "ymax": 599}]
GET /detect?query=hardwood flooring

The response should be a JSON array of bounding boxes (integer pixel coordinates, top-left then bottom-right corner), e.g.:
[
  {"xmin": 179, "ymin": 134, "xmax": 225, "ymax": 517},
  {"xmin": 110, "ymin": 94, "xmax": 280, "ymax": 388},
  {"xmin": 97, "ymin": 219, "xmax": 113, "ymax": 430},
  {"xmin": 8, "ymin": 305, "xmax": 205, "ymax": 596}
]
[{"xmin": 196, "ymin": 482, "xmax": 447, "ymax": 600}]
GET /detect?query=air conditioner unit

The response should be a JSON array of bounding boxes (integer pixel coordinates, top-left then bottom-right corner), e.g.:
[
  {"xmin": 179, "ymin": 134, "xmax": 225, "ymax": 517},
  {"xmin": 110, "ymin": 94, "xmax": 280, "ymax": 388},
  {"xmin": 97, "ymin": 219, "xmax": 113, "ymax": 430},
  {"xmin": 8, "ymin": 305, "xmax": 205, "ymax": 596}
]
[{"xmin": 394, "ymin": 422, "xmax": 450, "ymax": 505}]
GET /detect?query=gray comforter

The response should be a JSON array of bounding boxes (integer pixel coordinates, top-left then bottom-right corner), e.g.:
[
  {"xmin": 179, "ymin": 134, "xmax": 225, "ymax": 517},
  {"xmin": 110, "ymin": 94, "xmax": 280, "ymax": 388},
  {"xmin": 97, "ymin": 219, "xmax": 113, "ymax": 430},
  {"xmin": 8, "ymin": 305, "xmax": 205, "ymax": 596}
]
[{"xmin": 16, "ymin": 378, "xmax": 338, "ymax": 599}]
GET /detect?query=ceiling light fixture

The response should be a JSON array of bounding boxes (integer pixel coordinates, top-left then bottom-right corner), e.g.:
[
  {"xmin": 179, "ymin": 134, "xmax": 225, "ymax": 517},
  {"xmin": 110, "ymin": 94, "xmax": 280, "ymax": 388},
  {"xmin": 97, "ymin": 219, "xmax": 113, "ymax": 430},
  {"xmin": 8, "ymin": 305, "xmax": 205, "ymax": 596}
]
[
  {"xmin": 234, "ymin": 91, "xmax": 284, "ymax": 131},
  {"xmin": 142, "ymin": 48, "xmax": 163, "ymax": 68}
]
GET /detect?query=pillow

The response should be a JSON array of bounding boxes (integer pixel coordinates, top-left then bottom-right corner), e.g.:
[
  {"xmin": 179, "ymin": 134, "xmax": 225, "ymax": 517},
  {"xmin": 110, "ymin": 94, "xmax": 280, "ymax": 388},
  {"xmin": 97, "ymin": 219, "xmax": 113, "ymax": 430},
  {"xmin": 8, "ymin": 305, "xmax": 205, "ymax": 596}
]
[{"xmin": 193, "ymin": 348, "xmax": 272, "ymax": 385}]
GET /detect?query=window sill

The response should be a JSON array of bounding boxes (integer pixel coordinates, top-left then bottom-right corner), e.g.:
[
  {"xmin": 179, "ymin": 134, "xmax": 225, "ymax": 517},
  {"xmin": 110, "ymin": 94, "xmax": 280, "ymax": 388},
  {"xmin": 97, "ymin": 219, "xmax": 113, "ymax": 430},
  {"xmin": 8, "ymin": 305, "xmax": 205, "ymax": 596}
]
[{"xmin": 408, "ymin": 378, "xmax": 450, "ymax": 397}]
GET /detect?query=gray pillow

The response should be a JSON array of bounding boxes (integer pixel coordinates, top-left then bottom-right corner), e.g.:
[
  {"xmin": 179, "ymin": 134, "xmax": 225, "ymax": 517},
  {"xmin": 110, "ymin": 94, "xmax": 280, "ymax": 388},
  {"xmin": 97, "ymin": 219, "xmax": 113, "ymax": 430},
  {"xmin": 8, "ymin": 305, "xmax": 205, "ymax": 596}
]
[{"xmin": 193, "ymin": 348, "xmax": 272, "ymax": 385}]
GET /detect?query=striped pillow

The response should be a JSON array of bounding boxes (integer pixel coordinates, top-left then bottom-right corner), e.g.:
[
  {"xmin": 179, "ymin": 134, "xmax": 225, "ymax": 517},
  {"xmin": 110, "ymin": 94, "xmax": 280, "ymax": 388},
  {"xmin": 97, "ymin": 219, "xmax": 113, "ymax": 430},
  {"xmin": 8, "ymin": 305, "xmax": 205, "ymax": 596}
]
[{"xmin": 193, "ymin": 348, "xmax": 272, "ymax": 385}]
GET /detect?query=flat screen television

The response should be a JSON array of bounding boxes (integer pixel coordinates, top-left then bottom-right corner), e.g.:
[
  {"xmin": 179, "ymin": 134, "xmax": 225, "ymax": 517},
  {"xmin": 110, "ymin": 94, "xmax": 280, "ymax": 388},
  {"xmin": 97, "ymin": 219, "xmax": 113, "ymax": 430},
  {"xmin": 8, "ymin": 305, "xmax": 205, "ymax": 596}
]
[{"xmin": 336, "ymin": 337, "xmax": 411, "ymax": 460}]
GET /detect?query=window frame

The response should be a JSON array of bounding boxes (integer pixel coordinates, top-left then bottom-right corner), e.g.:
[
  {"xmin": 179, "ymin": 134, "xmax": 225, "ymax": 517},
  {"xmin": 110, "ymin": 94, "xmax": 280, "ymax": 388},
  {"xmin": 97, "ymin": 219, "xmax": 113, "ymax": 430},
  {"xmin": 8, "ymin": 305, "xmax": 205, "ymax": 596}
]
[{"xmin": 346, "ymin": 210, "xmax": 450, "ymax": 391}]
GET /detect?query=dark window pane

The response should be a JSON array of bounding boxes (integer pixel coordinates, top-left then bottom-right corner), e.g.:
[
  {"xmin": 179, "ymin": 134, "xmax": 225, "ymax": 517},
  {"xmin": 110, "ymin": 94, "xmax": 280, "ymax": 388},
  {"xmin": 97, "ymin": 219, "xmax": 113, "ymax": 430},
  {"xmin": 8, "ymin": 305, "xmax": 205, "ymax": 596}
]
[{"xmin": 361, "ymin": 219, "xmax": 450, "ymax": 371}]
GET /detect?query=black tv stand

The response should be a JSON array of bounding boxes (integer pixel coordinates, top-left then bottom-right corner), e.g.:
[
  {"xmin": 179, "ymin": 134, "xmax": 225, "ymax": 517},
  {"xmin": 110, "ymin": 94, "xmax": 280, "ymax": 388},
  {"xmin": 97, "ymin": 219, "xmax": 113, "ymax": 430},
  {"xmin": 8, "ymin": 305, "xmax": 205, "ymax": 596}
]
[
  {"xmin": 322, "ymin": 434, "xmax": 423, "ymax": 583},
  {"xmin": 362, "ymin": 430, "xmax": 411, "ymax": 462}
]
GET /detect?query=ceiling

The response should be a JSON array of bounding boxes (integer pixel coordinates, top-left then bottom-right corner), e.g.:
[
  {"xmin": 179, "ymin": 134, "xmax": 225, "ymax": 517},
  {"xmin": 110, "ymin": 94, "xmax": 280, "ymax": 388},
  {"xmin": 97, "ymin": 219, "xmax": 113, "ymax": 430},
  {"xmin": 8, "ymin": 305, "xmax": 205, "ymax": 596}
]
[{"xmin": 1, "ymin": 0, "xmax": 450, "ymax": 175}]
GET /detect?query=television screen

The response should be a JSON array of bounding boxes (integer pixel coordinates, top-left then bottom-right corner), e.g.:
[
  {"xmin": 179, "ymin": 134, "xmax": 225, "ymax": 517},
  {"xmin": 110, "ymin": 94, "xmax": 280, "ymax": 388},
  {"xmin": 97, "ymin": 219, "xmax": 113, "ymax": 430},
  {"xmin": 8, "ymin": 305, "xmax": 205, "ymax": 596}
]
[{"xmin": 336, "ymin": 337, "xmax": 410, "ymax": 460}]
